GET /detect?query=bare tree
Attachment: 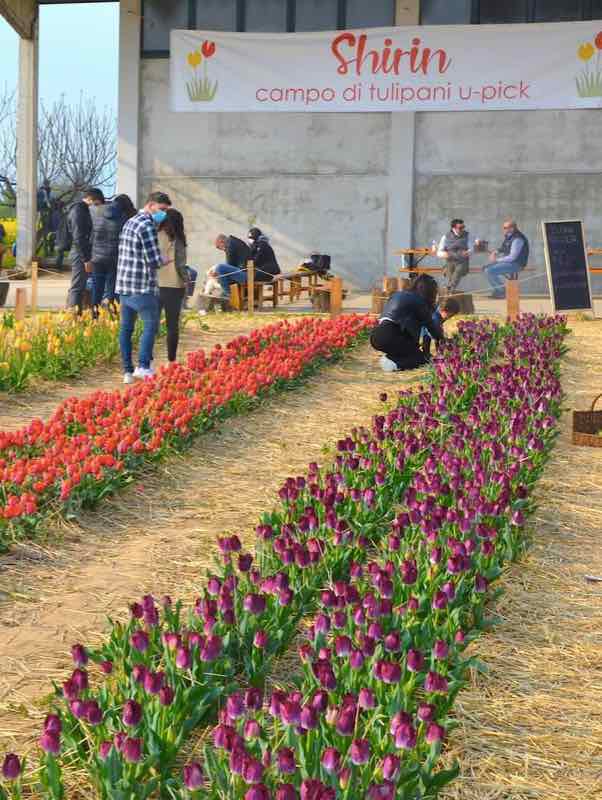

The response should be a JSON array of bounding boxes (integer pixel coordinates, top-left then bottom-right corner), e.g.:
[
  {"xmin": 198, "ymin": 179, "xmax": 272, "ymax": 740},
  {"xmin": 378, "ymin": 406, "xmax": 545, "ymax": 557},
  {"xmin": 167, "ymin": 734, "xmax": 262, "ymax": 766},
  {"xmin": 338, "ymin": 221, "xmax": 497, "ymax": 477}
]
[{"xmin": 0, "ymin": 87, "xmax": 116, "ymax": 209}]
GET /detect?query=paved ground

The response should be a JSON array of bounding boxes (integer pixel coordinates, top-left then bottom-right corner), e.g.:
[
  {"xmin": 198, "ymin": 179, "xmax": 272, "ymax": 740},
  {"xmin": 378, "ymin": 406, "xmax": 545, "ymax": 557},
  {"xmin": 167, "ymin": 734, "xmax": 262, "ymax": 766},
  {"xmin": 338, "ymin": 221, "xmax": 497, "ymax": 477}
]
[{"xmin": 2, "ymin": 275, "xmax": 602, "ymax": 317}]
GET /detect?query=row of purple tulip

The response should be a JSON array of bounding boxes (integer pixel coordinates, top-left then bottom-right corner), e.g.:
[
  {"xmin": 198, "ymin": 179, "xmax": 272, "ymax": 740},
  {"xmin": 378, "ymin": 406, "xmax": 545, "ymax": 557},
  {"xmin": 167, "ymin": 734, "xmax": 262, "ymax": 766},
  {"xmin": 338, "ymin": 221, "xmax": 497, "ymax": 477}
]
[{"xmin": 0, "ymin": 315, "xmax": 566, "ymax": 800}]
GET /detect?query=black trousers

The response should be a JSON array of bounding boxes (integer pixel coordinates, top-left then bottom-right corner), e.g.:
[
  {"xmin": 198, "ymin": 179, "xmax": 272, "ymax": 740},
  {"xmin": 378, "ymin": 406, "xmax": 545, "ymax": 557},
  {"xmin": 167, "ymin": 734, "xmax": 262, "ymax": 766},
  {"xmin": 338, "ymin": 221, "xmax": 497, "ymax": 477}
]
[
  {"xmin": 159, "ymin": 287, "xmax": 185, "ymax": 362},
  {"xmin": 370, "ymin": 321, "xmax": 429, "ymax": 371}
]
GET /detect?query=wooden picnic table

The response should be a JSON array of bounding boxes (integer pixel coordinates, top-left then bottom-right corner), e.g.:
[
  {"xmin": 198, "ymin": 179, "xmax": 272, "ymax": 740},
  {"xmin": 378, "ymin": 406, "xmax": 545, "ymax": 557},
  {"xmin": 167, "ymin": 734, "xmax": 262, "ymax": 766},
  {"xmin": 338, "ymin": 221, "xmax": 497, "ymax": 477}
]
[{"xmin": 395, "ymin": 247, "xmax": 602, "ymax": 274}]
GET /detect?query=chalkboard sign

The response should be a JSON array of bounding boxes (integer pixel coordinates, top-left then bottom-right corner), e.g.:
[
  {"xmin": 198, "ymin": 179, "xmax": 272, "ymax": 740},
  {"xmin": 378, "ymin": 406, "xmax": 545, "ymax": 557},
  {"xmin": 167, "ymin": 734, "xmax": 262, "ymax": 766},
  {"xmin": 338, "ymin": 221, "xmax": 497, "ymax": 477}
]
[{"xmin": 542, "ymin": 220, "xmax": 593, "ymax": 313}]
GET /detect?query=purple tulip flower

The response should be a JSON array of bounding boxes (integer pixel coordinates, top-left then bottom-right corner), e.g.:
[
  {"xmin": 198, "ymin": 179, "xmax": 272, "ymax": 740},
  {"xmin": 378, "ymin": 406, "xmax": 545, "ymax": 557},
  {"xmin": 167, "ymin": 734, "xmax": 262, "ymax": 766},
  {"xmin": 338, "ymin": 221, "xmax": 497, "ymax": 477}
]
[
  {"xmin": 122, "ymin": 699, "xmax": 142, "ymax": 727},
  {"xmin": 122, "ymin": 737, "xmax": 142, "ymax": 763},
  {"xmin": 2, "ymin": 753, "xmax": 21, "ymax": 780},
  {"xmin": 183, "ymin": 762, "xmax": 204, "ymax": 790}
]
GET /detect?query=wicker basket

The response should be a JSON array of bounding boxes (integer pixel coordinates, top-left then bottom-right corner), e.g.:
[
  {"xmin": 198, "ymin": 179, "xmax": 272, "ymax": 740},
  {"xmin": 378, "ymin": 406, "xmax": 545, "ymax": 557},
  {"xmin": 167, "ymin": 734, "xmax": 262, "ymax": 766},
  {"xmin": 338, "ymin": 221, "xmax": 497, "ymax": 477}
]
[{"xmin": 572, "ymin": 394, "xmax": 602, "ymax": 447}]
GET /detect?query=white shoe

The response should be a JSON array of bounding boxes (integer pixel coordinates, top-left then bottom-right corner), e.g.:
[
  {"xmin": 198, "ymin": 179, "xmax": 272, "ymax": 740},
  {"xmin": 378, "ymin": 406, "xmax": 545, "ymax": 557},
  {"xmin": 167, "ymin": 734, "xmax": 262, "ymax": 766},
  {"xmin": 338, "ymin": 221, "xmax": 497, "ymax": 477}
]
[
  {"xmin": 379, "ymin": 355, "xmax": 399, "ymax": 373},
  {"xmin": 123, "ymin": 372, "xmax": 136, "ymax": 385},
  {"xmin": 198, "ymin": 309, "xmax": 208, "ymax": 316},
  {"xmin": 133, "ymin": 366, "xmax": 155, "ymax": 379}
]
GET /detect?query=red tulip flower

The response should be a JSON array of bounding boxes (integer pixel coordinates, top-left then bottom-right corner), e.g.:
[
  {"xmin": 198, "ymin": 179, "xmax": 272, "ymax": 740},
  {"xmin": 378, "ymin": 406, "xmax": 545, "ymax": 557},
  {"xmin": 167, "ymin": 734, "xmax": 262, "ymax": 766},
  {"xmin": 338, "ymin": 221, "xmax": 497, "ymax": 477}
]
[{"xmin": 201, "ymin": 40, "xmax": 216, "ymax": 58}]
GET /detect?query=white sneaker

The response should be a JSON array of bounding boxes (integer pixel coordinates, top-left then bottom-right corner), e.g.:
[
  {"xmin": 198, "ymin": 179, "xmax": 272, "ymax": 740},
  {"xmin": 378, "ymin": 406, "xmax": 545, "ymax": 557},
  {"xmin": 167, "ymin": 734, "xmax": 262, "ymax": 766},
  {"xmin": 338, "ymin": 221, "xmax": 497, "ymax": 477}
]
[
  {"xmin": 133, "ymin": 366, "xmax": 155, "ymax": 379},
  {"xmin": 379, "ymin": 355, "xmax": 399, "ymax": 373},
  {"xmin": 123, "ymin": 372, "xmax": 136, "ymax": 385}
]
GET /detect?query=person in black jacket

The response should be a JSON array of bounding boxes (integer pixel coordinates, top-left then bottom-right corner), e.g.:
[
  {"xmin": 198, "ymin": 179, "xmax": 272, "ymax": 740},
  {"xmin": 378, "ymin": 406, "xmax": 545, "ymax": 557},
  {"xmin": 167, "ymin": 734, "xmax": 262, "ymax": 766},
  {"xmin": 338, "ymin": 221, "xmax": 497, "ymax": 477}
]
[
  {"xmin": 370, "ymin": 274, "xmax": 444, "ymax": 372},
  {"xmin": 89, "ymin": 193, "xmax": 136, "ymax": 311},
  {"xmin": 66, "ymin": 187, "xmax": 104, "ymax": 310},
  {"xmin": 247, "ymin": 227, "xmax": 280, "ymax": 282},
  {"xmin": 208, "ymin": 233, "xmax": 252, "ymax": 298}
]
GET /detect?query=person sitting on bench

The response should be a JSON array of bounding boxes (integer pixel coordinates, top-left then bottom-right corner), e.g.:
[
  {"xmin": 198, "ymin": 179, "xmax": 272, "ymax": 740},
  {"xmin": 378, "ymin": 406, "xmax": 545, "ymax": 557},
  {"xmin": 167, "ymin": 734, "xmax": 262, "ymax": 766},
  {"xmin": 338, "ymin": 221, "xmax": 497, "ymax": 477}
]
[
  {"xmin": 435, "ymin": 218, "xmax": 481, "ymax": 294},
  {"xmin": 484, "ymin": 218, "xmax": 529, "ymax": 299},
  {"xmin": 207, "ymin": 233, "xmax": 251, "ymax": 299},
  {"xmin": 370, "ymin": 274, "xmax": 444, "ymax": 372},
  {"xmin": 248, "ymin": 227, "xmax": 280, "ymax": 282}
]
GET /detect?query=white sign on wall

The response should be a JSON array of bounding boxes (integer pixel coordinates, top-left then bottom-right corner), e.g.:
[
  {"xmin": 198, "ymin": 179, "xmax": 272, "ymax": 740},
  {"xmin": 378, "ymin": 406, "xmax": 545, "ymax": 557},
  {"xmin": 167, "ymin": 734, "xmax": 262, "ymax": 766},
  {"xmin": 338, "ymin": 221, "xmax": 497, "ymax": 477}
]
[{"xmin": 170, "ymin": 21, "xmax": 602, "ymax": 113}]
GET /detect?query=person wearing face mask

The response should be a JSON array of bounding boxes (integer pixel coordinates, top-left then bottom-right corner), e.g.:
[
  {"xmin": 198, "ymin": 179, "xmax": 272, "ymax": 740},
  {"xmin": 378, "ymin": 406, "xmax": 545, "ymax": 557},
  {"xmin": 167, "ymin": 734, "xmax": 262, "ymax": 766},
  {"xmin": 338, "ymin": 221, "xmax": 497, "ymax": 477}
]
[
  {"xmin": 116, "ymin": 191, "xmax": 171, "ymax": 384},
  {"xmin": 65, "ymin": 187, "xmax": 105, "ymax": 311},
  {"xmin": 247, "ymin": 227, "xmax": 280, "ymax": 282}
]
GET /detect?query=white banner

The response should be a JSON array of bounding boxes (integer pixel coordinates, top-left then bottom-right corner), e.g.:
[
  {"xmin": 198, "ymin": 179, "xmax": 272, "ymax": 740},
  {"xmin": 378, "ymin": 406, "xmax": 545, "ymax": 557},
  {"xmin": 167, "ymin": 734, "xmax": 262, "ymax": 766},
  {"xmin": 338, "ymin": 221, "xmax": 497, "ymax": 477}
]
[{"xmin": 170, "ymin": 22, "xmax": 602, "ymax": 113}]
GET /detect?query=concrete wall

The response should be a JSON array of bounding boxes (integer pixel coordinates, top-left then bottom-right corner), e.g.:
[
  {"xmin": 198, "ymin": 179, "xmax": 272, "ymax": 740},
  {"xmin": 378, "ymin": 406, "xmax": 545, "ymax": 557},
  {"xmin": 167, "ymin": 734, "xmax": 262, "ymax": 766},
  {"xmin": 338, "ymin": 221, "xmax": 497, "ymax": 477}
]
[
  {"xmin": 140, "ymin": 66, "xmax": 602, "ymax": 294},
  {"xmin": 141, "ymin": 59, "xmax": 395, "ymax": 287},
  {"xmin": 414, "ymin": 109, "xmax": 602, "ymax": 295}
]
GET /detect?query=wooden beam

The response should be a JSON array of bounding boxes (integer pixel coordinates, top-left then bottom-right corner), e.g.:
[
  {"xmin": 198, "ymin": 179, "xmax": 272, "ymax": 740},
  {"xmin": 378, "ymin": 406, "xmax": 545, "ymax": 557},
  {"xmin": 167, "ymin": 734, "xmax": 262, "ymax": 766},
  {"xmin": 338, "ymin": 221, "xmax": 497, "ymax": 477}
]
[{"xmin": 0, "ymin": 0, "xmax": 37, "ymax": 39}]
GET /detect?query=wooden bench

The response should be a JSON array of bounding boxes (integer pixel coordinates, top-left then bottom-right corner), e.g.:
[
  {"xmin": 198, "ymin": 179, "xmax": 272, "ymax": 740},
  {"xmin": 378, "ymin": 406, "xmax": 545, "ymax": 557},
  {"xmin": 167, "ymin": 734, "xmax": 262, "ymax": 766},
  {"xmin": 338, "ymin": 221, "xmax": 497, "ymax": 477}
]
[{"xmin": 230, "ymin": 267, "xmax": 344, "ymax": 316}]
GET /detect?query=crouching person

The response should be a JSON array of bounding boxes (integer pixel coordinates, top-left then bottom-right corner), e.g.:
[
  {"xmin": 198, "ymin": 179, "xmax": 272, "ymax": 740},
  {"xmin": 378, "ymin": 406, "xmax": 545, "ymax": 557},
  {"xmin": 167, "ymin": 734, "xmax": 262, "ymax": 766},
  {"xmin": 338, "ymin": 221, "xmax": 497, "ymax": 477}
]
[{"xmin": 371, "ymin": 274, "xmax": 443, "ymax": 372}]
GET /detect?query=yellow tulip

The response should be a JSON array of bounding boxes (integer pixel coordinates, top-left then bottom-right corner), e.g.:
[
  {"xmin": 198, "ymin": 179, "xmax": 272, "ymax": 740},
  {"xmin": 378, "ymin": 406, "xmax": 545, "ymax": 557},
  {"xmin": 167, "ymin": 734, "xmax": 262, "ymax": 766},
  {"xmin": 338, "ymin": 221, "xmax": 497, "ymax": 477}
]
[
  {"xmin": 187, "ymin": 50, "xmax": 202, "ymax": 69},
  {"xmin": 578, "ymin": 42, "xmax": 595, "ymax": 61}
]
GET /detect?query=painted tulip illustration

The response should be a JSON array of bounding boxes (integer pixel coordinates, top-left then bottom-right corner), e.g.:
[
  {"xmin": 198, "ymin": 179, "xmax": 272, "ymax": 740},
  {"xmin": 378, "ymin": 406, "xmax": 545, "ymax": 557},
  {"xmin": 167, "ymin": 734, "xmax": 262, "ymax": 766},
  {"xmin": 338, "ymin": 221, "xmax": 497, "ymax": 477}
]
[
  {"xmin": 187, "ymin": 50, "xmax": 202, "ymax": 68},
  {"xmin": 579, "ymin": 42, "xmax": 595, "ymax": 60},
  {"xmin": 187, "ymin": 41, "xmax": 218, "ymax": 102},
  {"xmin": 201, "ymin": 40, "xmax": 216, "ymax": 58}
]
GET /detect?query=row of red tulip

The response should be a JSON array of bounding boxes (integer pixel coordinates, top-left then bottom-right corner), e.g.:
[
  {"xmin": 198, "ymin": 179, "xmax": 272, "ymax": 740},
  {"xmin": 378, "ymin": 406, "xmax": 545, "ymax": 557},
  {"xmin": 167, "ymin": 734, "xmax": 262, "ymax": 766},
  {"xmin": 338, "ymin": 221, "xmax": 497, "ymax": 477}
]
[{"xmin": 0, "ymin": 316, "xmax": 373, "ymax": 552}]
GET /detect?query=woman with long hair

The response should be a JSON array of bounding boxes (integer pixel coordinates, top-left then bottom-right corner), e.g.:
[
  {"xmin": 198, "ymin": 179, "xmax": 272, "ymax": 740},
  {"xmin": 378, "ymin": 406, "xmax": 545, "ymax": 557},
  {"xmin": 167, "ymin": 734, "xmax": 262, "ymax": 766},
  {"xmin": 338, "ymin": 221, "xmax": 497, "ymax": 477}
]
[
  {"xmin": 370, "ymin": 274, "xmax": 444, "ymax": 371},
  {"xmin": 157, "ymin": 207, "xmax": 188, "ymax": 362}
]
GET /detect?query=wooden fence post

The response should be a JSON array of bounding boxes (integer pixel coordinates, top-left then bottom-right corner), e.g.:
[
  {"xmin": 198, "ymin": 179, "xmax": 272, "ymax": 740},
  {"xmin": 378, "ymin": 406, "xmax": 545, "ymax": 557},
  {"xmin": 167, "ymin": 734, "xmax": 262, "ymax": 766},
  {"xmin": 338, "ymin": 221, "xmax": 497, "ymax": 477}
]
[
  {"xmin": 30, "ymin": 260, "xmax": 38, "ymax": 315},
  {"xmin": 506, "ymin": 277, "xmax": 520, "ymax": 322},
  {"xmin": 247, "ymin": 261, "xmax": 254, "ymax": 316},
  {"xmin": 383, "ymin": 277, "xmax": 398, "ymax": 295},
  {"xmin": 15, "ymin": 287, "xmax": 27, "ymax": 321},
  {"xmin": 330, "ymin": 277, "xmax": 343, "ymax": 317}
]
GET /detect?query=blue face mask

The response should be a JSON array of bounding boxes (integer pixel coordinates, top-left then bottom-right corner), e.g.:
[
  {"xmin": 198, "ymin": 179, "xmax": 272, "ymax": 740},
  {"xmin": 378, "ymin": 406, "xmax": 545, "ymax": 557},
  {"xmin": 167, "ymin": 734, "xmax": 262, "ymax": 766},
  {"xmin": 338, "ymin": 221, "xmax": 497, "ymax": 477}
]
[{"xmin": 152, "ymin": 210, "xmax": 167, "ymax": 225}]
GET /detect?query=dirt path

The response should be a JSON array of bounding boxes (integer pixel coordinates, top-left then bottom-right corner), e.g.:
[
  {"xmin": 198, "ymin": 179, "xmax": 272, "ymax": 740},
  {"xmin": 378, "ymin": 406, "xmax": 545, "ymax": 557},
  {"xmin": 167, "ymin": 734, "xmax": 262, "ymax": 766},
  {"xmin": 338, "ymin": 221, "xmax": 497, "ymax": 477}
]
[
  {"xmin": 443, "ymin": 320, "xmax": 602, "ymax": 800},
  {"xmin": 0, "ymin": 341, "xmax": 417, "ymax": 755},
  {"xmin": 0, "ymin": 312, "xmax": 300, "ymax": 431}
]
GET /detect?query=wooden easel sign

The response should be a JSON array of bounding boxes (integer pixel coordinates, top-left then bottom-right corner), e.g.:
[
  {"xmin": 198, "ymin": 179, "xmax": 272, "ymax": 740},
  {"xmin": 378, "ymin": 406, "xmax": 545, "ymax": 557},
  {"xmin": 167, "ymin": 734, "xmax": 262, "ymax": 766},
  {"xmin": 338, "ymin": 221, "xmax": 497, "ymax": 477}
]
[{"xmin": 542, "ymin": 220, "xmax": 593, "ymax": 314}]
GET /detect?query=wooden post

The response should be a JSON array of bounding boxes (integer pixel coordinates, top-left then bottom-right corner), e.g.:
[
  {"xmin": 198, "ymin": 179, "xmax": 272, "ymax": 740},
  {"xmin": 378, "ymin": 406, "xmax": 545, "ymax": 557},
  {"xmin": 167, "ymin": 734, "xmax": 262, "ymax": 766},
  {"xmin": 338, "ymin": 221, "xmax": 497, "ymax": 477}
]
[
  {"xmin": 15, "ymin": 287, "xmax": 27, "ymax": 321},
  {"xmin": 383, "ymin": 277, "xmax": 397, "ymax": 295},
  {"xmin": 247, "ymin": 261, "xmax": 255, "ymax": 316},
  {"xmin": 506, "ymin": 277, "xmax": 520, "ymax": 321},
  {"xmin": 330, "ymin": 277, "xmax": 343, "ymax": 317},
  {"xmin": 371, "ymin": 287, "xmax": 383, "ymax": 315},
  {"xmin": 30, "ymin": 260, "xmax": 38, "ymax": 315}
]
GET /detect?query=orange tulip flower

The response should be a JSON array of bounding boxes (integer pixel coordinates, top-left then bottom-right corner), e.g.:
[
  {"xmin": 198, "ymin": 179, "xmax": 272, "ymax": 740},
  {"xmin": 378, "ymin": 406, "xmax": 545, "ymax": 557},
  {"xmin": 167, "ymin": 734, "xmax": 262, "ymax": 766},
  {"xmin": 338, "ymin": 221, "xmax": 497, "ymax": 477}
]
[
  {"xmin": 578, "ymin": 42, "xmax": 595, "ymax": 61},
  {"xmin": 187, "ymin": 50, "xmax": 202, "ymax": 68}
]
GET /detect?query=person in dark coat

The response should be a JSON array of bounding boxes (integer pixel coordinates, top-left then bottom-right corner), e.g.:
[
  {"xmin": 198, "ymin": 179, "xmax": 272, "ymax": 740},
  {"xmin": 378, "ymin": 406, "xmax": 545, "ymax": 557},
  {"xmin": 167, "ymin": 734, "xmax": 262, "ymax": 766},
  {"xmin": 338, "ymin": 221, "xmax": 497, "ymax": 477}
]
[
  {"xmin": 89, "ymin": 193, "xmax": 136, "ymax": 310},
  {"xmin": 370, "ymin": 274, "xmax": 444, "ymax": 372},
  {"xmin": 208, "ymin": 233, "xmax": 252, "ymax": 298},
  {"xmin": 65, "ymin": 187, "xmax": 104, "ymax": 310},
  {"xmin": 247, "ymin": 227, "xmax": 280, "ymax": 282}
]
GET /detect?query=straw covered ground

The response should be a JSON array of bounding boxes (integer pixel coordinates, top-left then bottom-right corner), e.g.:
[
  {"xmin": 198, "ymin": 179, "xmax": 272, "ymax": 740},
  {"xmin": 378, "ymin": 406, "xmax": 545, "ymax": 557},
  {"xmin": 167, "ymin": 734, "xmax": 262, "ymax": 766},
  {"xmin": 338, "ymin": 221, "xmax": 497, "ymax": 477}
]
[
  {"xmin": 0, "ymin": 314, "xmax": 601, "ymax": 799},
  {"xmin": 441, "ymin": 318, "xmax": 602, "ymax": 800},
  {"xmin": 0, "ymin": 321, "xmax": 414, "ymax": 756}
]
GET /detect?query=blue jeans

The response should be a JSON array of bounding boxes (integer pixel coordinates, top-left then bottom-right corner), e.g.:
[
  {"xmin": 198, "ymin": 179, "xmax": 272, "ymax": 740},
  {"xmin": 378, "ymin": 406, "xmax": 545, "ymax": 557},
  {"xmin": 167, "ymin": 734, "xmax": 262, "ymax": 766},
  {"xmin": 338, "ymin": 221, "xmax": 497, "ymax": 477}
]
[
  {"xmin": 119, "ymin": 293, "xmax": 159, "ymax": 373},
  {"xmin": 186, "ymin": 267, "xmax": 197, "ymax": 298},
  {"xmin": 92, "ymin": 269, "xmax": 117, "ymax": 307},
  {"xmin": 213, "ymin": 263, "xmax": 247, "ymax": 296},
  {"xmin": 485, "ymin": 261, "xmax": 521, "ymax": 295}
]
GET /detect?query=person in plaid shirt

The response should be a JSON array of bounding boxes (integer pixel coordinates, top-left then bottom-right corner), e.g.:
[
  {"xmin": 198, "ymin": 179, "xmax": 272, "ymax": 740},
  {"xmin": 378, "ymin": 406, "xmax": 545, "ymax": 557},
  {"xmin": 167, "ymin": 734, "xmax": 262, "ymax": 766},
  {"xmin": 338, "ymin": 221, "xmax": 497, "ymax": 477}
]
[{"xmin": 116, "ymin": 191, "xmax": 171, "ymax": 384}]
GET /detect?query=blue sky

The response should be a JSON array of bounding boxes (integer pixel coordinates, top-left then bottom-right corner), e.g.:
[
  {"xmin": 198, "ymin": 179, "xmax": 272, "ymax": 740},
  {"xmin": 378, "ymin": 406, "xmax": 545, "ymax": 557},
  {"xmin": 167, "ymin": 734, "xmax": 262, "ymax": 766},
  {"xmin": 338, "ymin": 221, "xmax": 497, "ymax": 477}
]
[{"xmin": 0, "ymin": 2, "xmax": 118, "ymax": 112}]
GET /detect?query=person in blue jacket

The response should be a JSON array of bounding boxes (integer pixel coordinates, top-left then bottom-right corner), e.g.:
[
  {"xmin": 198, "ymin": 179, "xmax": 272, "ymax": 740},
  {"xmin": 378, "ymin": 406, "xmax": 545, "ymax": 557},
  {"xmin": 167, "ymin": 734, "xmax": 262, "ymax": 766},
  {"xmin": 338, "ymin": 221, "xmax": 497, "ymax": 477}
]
[{"xmin": 371, "ymin": 274, "xmax": 444, "ymax": 372}]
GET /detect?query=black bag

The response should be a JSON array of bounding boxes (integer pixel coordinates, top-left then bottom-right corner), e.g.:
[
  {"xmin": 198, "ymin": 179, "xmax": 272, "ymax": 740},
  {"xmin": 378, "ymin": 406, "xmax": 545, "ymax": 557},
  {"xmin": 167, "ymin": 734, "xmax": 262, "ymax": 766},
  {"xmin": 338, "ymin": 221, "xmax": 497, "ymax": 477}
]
[
  {"xmin": 303, "ymin": 253, "xmax": 331, "ymax": 275},
  {"xmin": 54, "ymin": 210, "xmax": 72, "ymax": 253}
]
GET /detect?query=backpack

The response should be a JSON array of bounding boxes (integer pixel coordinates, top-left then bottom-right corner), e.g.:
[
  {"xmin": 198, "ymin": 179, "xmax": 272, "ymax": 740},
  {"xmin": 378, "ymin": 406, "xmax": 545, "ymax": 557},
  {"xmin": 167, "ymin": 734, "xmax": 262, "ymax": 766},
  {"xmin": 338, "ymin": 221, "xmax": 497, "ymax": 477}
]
[
  {"xmin": 303, "ymin": 253, "xmax": 331, "ymax": 276},
  {"xmin": 55, "ymin": 210, "xmax": 72, "ymax": 252}
]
